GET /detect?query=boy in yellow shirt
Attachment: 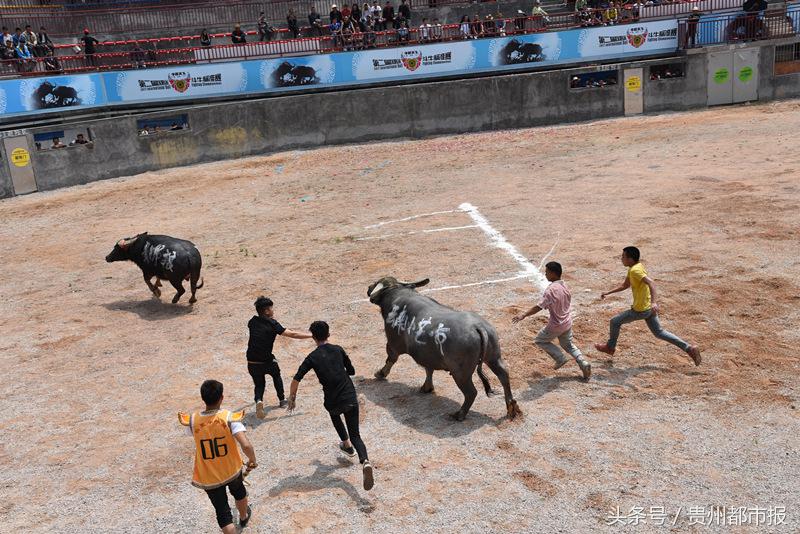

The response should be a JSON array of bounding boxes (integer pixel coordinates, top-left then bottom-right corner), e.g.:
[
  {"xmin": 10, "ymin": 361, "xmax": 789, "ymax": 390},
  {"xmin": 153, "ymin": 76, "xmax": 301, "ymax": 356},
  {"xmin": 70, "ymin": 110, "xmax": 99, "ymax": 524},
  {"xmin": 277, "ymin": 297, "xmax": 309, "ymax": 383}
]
[{"xmin": 595, "ymin": 246, "xmax": 701, "ymax": 366}]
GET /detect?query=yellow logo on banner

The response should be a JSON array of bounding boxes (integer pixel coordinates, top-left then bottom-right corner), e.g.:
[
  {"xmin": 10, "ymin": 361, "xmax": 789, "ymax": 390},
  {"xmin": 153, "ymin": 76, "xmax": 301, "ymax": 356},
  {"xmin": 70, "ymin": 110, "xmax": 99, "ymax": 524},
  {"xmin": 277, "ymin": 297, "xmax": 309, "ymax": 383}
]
[
  {"xmin": 626, "ymin": 76, "xmax": 642, "ymax": 92},
  {"xmin": 11, "ymin": 148, "xmax": 30, "ymax": 167}
]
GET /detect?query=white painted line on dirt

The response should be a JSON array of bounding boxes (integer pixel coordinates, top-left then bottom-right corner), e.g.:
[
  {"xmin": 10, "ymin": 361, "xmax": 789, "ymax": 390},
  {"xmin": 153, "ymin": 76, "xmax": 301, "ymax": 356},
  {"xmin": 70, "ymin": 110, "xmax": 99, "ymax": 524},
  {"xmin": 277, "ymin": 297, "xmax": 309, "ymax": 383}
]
[
  {"xmin": 364, "ymin": 209, "xmax": 464, "ymax": 229},
  {"xmin": 537, "ymin": 234, "xmax": 560, "ymax": 271},
  {"xmin": 347, "ymin": 273, "xmax": 534, "ymax": 304},
  {"xmin": 355, "ymin": 224, "xmax": 478, "ymax": 241},
  {"xmin": 458, "ymin": 202, "xmax": 549, "ymax": 292}
]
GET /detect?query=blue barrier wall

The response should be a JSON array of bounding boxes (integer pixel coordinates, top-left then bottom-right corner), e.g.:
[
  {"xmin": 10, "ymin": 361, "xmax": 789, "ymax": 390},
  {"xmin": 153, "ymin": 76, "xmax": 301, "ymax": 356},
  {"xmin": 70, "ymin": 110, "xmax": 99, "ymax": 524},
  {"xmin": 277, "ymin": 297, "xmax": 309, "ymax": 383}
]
[{"xmin": 0, "ymin": 19, "xmax": 678, "ymax": 119}]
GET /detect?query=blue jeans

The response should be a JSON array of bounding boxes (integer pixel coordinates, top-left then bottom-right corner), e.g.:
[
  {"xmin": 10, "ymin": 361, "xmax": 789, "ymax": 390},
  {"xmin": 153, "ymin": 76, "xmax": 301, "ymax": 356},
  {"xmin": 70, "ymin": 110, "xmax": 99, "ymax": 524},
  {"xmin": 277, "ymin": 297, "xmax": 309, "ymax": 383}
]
[{"xmin": 607, "ymin": 308, "xmax": 690, "ymax": 352}]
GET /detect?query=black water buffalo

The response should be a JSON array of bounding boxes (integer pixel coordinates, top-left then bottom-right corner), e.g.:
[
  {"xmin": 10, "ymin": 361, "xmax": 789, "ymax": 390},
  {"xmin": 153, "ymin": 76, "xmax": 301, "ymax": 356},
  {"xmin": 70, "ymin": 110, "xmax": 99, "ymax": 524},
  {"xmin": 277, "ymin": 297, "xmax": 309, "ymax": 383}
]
[
  {"xmin": 105, "ymin": 233, "xmax": 204, "ymax": 304},
  {"xmin": 501, "ymin": 39, "xmax": 545, "ymax": 65},
  {"xmin": 368, "ymin": 276, "xmax": 521, "ymax": 421}
]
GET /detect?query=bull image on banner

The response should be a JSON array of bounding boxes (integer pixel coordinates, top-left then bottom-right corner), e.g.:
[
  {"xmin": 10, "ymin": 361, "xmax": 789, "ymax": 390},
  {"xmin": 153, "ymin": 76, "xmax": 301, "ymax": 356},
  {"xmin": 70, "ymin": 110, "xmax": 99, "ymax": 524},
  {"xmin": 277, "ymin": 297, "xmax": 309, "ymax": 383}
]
[
  {"xmin": 488, "ymin": 32, "xmax": 562, "ymax": 66},
  {"xmin": 260, "ymin": 55, "xmax": 334, "ymax": 88},
  {"xmin": 19, "ymin": 75, "xmax": 100, "ymax": 111}
]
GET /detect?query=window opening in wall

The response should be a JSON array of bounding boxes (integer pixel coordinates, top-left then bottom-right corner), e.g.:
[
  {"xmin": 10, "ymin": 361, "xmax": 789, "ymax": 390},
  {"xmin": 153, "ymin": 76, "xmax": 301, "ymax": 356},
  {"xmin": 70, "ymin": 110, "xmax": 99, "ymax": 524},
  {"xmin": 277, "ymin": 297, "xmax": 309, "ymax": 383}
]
[
  {"xmin": 570, "ymin": 70, "xmax": 619, "ymax": 89},
  {"xmin": 775, "ymin": 43, "xmax": 800, "ymax": 76},
  {"xmin": 137, "ymin": 114, "xmax": 190, "ymax": 136},
  {"xmin": 650, "ymin": 63, "xmax": 685, "ymax": 80},
  {"xmin": 34, "ymin": 128, "xmax": 93, "ymax": 151}
]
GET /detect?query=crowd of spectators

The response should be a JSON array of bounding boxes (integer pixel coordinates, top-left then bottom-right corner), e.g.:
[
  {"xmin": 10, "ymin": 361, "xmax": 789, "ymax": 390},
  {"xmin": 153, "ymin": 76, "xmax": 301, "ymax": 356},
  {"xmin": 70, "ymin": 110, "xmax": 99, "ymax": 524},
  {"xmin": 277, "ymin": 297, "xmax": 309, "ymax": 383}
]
[{"xmin": 1, "ymin": 24, "xmax": 58, "ymax": 72}]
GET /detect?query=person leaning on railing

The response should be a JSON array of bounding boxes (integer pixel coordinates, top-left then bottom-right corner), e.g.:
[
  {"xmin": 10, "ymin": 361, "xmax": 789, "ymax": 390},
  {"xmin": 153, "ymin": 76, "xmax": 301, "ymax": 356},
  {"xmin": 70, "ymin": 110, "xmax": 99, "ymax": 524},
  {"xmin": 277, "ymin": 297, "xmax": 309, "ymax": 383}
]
[
  {"xmin": 287, "ymin": 8, "xmax": 300, "ymax": 38},
  {"xmin": 309, "ymin": 6, "xmax": 324, "ymax": 36},
  {"xmin": 232, "ymin": 23, "xmax": 247, "ymax": 44},
  {"xmin": 200, "ymin": 29, "xmax": 212, "ymax": 47}
]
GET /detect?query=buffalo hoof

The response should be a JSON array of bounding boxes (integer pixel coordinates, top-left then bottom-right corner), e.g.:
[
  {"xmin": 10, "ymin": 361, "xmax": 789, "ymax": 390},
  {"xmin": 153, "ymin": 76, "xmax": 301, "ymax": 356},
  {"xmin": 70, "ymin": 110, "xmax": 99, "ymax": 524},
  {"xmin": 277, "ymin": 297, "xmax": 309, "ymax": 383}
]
[
  {"xmin": 374, "ymin": 370, "xmax": 387, "ymax": 381},
  {"xmin": 449, "ymin": 411, "xmax": 467, "ymax": 422},
  {"xmin": 152, "ymin": 288, "xmax": 161, "ymax": 298},
  {"xmin": 189, "ymin": 296, "xmax": 197, "ymax": 304},
  {"xmin": 506, "ymin": 400, "xmax": 523, "ymax": 420},
  {"xmin": 171, "ymin": 296, "xmax": 181, "ymax": 304},
  {"xmin": 419, "ymin": 384, "xmax": 434, "ymax": 394}
]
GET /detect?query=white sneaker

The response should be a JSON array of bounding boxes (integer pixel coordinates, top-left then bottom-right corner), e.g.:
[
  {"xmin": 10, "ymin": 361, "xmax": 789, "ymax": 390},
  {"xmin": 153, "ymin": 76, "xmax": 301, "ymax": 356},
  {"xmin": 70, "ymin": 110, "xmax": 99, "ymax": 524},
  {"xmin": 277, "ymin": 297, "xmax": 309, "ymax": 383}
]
[{"xmin": 256, "ymin": 401, "xmax": 266, "ymax": 419}]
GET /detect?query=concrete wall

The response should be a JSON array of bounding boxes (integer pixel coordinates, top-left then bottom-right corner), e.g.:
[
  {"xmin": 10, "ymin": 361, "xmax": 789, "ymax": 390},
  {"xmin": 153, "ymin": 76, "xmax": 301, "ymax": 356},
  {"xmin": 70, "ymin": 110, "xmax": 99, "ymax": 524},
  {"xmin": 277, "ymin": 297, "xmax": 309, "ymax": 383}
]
[
  {"xmin": 0, "ymin": 145, "xmax": 14, "ymax": 198},
  {"xmin": 3, "ymin": 39, "xmax": 800, "ymax": 199}
]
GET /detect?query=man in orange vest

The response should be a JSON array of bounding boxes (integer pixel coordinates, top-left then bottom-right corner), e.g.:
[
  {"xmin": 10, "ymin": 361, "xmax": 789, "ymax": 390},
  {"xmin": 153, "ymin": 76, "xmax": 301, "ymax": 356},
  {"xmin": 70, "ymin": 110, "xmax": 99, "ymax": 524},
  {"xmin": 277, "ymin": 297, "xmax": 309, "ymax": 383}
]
[{"xmin": 179, "ymin": 380, "xmax": 258, "ymax": 533}]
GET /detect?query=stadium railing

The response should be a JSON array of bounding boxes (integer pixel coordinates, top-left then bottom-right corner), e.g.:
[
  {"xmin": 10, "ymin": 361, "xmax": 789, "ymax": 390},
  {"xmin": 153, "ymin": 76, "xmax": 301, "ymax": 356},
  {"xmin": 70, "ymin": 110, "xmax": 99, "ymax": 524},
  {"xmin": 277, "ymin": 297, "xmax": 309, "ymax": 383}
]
[{"xmin": 677, "ymin": 6, "xmax": 799, "ymax": 48}]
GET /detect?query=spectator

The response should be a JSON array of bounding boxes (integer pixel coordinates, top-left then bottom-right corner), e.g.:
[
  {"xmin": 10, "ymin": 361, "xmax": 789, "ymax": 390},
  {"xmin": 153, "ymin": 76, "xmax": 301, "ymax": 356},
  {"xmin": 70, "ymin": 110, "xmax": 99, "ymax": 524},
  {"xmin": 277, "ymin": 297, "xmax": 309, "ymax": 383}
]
[
  {"xmin": 309, "ymin": 7, "xmax": 324, "ymax": 36},
  {"xmin": 1, "ymin": 27, "xmax": 12, "ymax": 48},
  {"xmin": 14, "ymin": 38, "xmax": 35, "ymax": 72},
  {"xmin": 484, "ymin": 14, "xmax": 496, "ymax": 36},
  {"xmin": 531, "ymin": 1, "xmax": 550, "ymax": 28},
  {"xmin": 371, "ymin": 2, "xmax": 385, "ymax": 30},
  {"xmin": 432, "ymin": 18, "xmax": 443, "ymax": 40},
  {"xmin": 383, "ymin": 1, "xmax": 395, "ymax": 29},
  {"xmin": 459, "ymin": 15, "xmax": 471, "ymax": 39},
  {"xmin": 43, "ymin": 48, "xmax": 60, "ymax": 71},
  {"xmin": 330, "ymin": 18, "xmax": 343, "ymax": 47},
  {"xmin": 362, "ymin": 2, "xmax": 371, "ymax": 25},
  {"xmin": 70, "ymin": 133, "xmax": 91, "ymax": 145},
  {"xmin": 515, "ymin": 10, "xmax": 527, "ymax": 31},
  {"xmin": 51, "ymin": 138, "xmax": 66, "ymax": 149},
  {"xmin": 199, "ymin": 29, "xmax": 212, "ymax": 47},
  {"xmin": 131, "ymin": 43, "xmax": 146, "ymax": 68},
  {"xmin": 81, "ymin": 29, "xmax": 99, "ymax": 66},
  {"xmin": 256, "ymin": 13, "xmax": 271, "ymax": 42},
  {"xmin": 12, "ymin": 28, "xmax": 25, "ymax": 49},
  {"xmin": 397, "ymin": 18, "xmax": 410, "ymax": 41},
  {"xmin": 330, "ymin": 4, "xmax": 343, "ymax": 23},
  {"xmin": 342, "ymin": 3, "xmax": 352, "ymax": 19},
  {"xmin": 139, "ymin": 127, "xmax": 150, "ymax": 136},
  {"xmin": 287, "ymin": 9, "xmax": 300, "ymax": 38},
  {"xmin": 398, "ymin": 0, "xmax": 411, "ymax": 22},
  {"xmin": 471, "ymin": 15, "xmax": 484, "ymax": 38},
  {"xmin": 604, "ymin": 3, "xmax": 619, "ymax": 24},
  {"xmin": 685, "ymin": 6, "xmax": 701, "ymax": 47},
  {"xmin": 23, "ymin": 25, "xmax": 39, "ymax": 56},
  {"xmin": 575, "ymin": 0, "xmax": 588, "ymax": 10},
  {"xmin": 341, "ymin": 15, "xmax": 356, "ymax": 50},
  {"xmin": 362, "ymin": 15, "xmax": 377, "ymax": 47},
  {"xmin": 578, "ymin": 7, "xmax": 592, "ymax": 26},
  {"xmin": 419, "ymin": 17, "xmax": 430, "ymax": 41},
  {"xmin": 496, "ymin": 12, "xmax": 507, "ymax": 35},
  {"xmin": 351, "ymin": 3, "xmax": 362, "ymax": 24},
  {"xmin": 1, "ymin": 40, "xmax": 16, "ymax": 70},
  {"xmin": 171, "ymin": 123, "xmax": 183, "ymax": 131},
  {"xmin": 37, "ymin": 26, "xmax": 54, "ymax": 56},
  {"xmin": 232, "ymin": 23, "xmax": 247, "ymax": 44}
]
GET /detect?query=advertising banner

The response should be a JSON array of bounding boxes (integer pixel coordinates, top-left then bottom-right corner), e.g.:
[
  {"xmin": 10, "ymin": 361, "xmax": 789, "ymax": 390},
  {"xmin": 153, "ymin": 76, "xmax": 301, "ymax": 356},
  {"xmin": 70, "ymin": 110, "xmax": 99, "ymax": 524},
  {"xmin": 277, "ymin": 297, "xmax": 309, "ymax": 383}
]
[
  {"xmin": 0, "ymin": 73, "xmax": 105, "ymax": 116},
  {"xmin": 0, "ymin": 19, "xmax": 679, "ymax": 118}
]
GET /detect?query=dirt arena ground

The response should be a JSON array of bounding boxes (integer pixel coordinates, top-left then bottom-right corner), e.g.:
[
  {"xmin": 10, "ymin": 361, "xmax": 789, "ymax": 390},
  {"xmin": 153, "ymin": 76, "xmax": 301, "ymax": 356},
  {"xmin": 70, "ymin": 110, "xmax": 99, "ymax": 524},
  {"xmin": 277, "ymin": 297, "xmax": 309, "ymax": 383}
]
[{"xmin": 1, "ymin": 99, "xmax": 799, "ymax": 533}]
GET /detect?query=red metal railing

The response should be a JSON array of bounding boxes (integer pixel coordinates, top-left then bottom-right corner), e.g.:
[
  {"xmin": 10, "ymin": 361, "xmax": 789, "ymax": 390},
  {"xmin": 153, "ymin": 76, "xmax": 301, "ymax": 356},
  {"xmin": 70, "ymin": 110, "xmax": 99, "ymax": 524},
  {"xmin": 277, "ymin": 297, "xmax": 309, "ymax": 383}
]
[{"xmin": 0, "ymin": 13, "xmax": 624, "ymax": 76}]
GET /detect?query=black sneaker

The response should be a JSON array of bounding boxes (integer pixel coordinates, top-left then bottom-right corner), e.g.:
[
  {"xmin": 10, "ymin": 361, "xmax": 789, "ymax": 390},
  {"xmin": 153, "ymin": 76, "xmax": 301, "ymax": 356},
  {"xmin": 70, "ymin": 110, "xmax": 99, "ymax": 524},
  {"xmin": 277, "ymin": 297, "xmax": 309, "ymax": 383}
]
[
  {"xmin": 362, "ymin": 460, "xmax": 374, "ymax": 491},
  {"xmin": 279, "ymin": 399, "xmax": 288, "ymax": 408},
  {"xmin": 339, "ymin": 442, "xmax": 356, "ymax": 457},
  {"xmin": 240, "ymin": 505, "xmax": 253, "ymax": 528}
]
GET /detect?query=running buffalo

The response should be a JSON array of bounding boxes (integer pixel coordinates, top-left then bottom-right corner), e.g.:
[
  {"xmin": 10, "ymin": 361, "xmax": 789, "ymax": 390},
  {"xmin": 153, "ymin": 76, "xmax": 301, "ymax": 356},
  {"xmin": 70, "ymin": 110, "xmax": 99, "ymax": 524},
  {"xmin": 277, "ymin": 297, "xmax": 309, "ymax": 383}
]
[
  {"xmin": 105, "ymin": 233, "xmax": 204, "ymax": 303},
  {"xmin": 368, "ymin": 276, "xmax": 522, "ymax": 421}
]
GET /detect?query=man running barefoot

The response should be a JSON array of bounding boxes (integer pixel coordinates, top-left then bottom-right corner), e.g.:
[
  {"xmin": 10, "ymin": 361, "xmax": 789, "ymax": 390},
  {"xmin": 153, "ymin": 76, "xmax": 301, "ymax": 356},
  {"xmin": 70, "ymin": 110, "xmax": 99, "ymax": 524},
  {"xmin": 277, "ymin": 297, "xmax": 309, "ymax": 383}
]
[
  {"xmin": 179, "ymin": 380, "xmax": 257, "ymax": 533},
  {"xmin": 595, "ymin": 246, "xmax": 701, "ymax": 366},
  {"xmin": 287, "ymin": 321, "xmax": 375, "ymax": 491},
  {"xmin": 513, "ymin": 261, "xmax": 591, "ymax": 380},
  {"xmin": 247, "ymin": 296, "xmax": 313, "ymax": 418}
]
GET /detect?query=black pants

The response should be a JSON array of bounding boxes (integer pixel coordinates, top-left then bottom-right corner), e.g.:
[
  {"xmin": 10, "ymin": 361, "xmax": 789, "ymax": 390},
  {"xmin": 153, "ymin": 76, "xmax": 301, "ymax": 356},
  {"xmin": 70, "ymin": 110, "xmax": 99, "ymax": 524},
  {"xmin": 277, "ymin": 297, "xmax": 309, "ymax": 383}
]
[
  {"xmin": 329, "ymin": 403, "xmax": 368, "ymax": 464},
  {"xmin": 205, "ymin": 474, "xmax": 246, "ymax": 529},
  {"xmin": 248, "ymin": 360, "xmax": 284, "ymax": 402}
]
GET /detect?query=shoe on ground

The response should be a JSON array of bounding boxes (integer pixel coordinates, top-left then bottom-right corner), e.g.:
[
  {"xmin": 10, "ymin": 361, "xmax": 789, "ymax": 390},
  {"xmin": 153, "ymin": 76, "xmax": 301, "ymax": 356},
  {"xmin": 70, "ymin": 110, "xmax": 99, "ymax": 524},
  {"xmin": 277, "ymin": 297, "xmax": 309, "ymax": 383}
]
[
  {"xmin": 594, "ymin": 343, "xmax": 615, "ymax": 356},
  {"xmin": 687, "ymin": 346, "xmax": 702, "ymax": 366},
  {"xmin": 553, "ymin": 357, "xmax": 570, "ymax": 370},
  {"xmin": 279, "ymin": 399, "xmax": 288, "ymax": 408},
  {"xmin": 339, "ymin": 442, "xmax": 356, "ymax": 457},
  {"xmin": 577, "ymin": 358, "xmax": 592, "ymax": 381},
  {"xmin": 256, "ymin": 401, "xmax": 266, "ymax": 419},
  {"xmin": 240, "ymin": 504, "xmax": 253, "ymax": 528},
  {"xmin": 362, "ymin": 460, "xmax": 374, "ymax": 491}
]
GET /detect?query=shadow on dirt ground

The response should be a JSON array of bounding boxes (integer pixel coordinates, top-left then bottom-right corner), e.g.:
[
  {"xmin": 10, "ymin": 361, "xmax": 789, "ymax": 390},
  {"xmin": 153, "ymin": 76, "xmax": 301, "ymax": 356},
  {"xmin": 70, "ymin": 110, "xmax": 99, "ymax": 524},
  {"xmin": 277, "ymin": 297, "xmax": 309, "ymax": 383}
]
[
  {"xmin": 358, "ymin": 377, "xmax": 504, "ymax": 437},
  {"xmin": 268, "ymin": 459, "xmax": 376, "ymax": 513},
  {"xmin": 102, "ymin": 298, "xmax": 195, "ymax": 320}
]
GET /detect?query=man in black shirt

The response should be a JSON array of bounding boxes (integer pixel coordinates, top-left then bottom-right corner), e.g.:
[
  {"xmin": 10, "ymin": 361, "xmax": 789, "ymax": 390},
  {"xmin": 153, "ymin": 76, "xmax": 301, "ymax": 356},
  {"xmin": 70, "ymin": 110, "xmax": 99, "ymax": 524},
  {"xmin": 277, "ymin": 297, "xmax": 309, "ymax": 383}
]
[
  {"xmin": 80, "ymin": 29, "xmax": 99, "ymax": 66},
  {"xmin": 247, "ymin": 296, "xmax": 312, "ymax": 418},
  {"xmin": 288, "ymin": 321, "xmax": 374, "ymax": 491}
]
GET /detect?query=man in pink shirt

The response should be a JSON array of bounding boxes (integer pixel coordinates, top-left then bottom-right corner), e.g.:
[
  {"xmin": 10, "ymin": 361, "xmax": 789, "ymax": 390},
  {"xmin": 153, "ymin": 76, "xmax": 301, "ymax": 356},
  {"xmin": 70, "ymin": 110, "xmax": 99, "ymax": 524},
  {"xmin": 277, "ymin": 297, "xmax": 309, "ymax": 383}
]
[{"xmin": 513, "ymin": 262, "xmax": 591, "ymax": 380}]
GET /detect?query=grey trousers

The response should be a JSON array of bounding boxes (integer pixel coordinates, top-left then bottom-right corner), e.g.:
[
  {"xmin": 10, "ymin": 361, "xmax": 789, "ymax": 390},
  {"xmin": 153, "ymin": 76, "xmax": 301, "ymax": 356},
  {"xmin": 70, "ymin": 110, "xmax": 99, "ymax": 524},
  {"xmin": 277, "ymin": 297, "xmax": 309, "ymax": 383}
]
[
  {"xmin": 607, "ymin": 308, "xmax": 690, "ymax": 352},
  {"xmin": 535, "ymin": 327, "xmax": 584, "ymax": 365}
]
